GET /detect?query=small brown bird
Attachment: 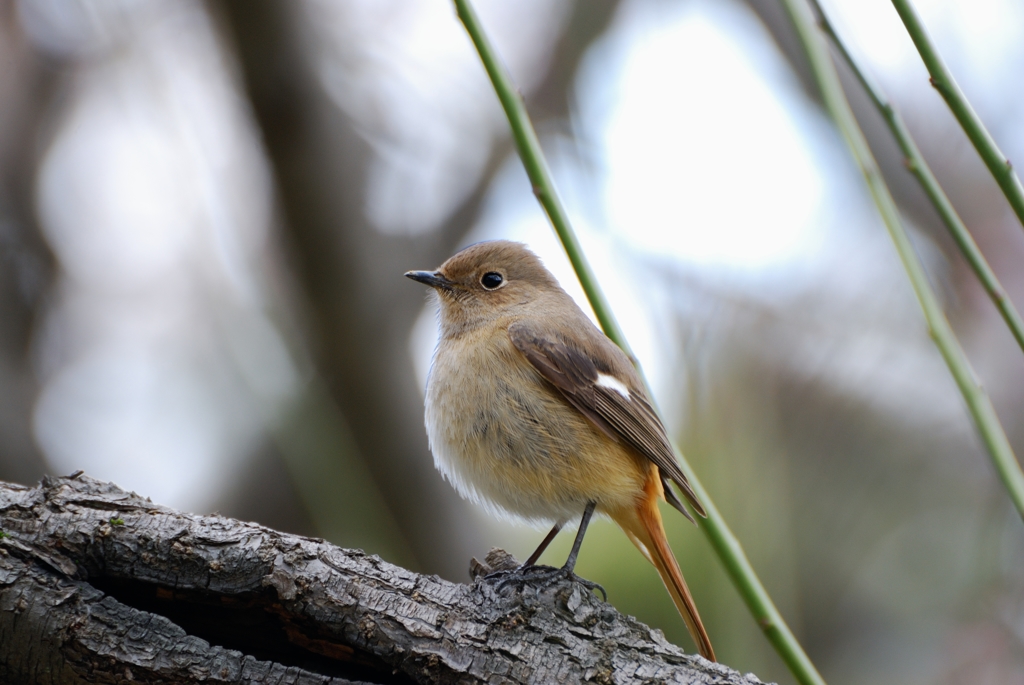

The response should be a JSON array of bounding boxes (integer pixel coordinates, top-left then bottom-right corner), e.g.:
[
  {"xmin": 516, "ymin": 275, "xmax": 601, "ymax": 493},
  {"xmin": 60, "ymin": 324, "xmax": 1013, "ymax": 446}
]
[{"xmin": 406, "ymin": 240, "xmax": 714, "ymax": 661}]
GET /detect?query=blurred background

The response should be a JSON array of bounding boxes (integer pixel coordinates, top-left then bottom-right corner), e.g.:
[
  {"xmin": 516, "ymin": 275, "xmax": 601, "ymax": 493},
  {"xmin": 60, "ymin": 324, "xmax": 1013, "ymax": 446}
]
[{"xmin": 2, "ymin": 0, "xmax": 1023, "ymax": 682}]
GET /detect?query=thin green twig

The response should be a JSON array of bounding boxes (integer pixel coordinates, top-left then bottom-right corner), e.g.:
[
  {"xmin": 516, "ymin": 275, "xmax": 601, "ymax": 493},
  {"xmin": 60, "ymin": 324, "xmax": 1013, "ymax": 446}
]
[
  {"xmin": 808, "ymin": 0, "xmax": 1024, "ymax": 355},
  {"xmin": 454, "ymin": 0, "xmax": 629, "ymax": 354},
  {"xmin": 780, "ymin": 0, "xmax": 1024, "ymax": 521},
  {"xmin": 454, "ymin": 1, "xmax": 827, "ymax": 682},
  {"xmin": 889, "ymin": 0, "xmax": 1024, "ymax": 230}
]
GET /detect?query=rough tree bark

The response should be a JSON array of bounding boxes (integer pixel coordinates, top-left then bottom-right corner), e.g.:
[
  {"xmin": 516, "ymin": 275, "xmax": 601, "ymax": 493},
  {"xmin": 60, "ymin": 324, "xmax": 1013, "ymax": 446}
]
[{"xmin": 0, "ymin": 475, "xmax": 766, "ymax": 685}]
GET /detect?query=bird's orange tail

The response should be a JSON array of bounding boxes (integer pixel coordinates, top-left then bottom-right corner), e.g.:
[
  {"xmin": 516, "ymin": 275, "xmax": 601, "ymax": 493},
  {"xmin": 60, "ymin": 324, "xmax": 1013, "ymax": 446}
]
[{"xmin": 610, "ymin": 469, "xmax": 716, "ymax": 661}]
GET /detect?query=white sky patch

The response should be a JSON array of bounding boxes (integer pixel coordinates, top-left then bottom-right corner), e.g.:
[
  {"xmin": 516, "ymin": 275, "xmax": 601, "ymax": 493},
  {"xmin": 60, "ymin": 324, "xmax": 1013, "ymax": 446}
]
[
  {"xmin": 596, "ymin": 373, "xmax": 631, "ymax": 399},
  {"xmin": 577, "ymin": 0, "xmax": 824, "ymax": 271}
]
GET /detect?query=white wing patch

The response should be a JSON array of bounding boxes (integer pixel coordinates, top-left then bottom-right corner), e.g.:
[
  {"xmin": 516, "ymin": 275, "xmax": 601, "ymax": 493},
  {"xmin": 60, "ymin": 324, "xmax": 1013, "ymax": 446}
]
[{"xmin": 596, "ymin": 372, "xmax": 631, "ymax": 399}]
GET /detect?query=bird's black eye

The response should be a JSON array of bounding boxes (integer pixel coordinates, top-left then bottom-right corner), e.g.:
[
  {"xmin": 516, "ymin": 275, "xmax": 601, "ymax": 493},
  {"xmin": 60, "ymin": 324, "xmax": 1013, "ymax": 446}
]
[{"xmin": 480, "ymin": 272, "xmax": 504, "ymax": 290}]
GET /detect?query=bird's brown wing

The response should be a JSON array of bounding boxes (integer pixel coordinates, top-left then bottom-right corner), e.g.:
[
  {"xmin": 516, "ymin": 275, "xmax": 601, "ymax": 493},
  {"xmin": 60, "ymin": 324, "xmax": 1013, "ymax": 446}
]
[{"xmin": 509, "ymin": 321, "xmax": 705, "ymax": 520}]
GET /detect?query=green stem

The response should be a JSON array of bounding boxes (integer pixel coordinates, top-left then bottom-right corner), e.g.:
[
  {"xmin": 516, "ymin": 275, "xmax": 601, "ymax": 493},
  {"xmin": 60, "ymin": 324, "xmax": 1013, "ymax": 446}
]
[
  {"xmin": 675, "ymin": 456, "xmax": 825, "ymax": 684},
  {"xmin": 454, "ymin": 1, "xmax": 826, "ymax": 682},
  {"xmin": 780, "ymin": 0, "xmax": 1024, "ymax": 520},
  {"xmin": 889, "ymin": 0, "xmax": 1024, "ymax": 230},
  {"xmin": 454, "ymin": 0, "xmax": 629, "ymax": 356},
  {"xmin": 809, "ymin": 1, "xmax": 1024, "ymax": 356}
]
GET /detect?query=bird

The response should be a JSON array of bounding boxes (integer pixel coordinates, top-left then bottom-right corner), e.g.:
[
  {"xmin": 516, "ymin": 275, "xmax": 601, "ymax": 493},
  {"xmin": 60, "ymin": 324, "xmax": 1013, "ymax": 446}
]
[{"xmin": 405, "ymin": 240, "xmax": 715, "ymax": 661}]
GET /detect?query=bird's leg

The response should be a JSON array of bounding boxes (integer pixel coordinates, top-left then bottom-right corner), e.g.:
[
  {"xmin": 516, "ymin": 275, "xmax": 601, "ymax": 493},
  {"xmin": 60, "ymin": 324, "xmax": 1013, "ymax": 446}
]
[
  {"xmin": 523, "ymin": 521, "xmax": 563, "ymax": 568},
  {"xmin": 485, "ymin": 503, "xmax": 607, "ymax": 599},
  {"xmin": 562, "ymin": 501, "xmax": 595, "ymax": 573},
  {"xmin": 551, "ymin": 501, "xmax": 605, "ymax": 598},
  {"xmin": 484, "ymin": 521, "xmax": 563, "ymax": 581}
]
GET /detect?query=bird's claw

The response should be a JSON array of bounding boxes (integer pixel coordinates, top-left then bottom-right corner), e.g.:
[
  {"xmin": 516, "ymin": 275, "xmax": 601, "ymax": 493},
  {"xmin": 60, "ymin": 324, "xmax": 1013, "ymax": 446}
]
[{"xmin": 485, "ymin": 563, "xmax": 607, "ymax": 601}]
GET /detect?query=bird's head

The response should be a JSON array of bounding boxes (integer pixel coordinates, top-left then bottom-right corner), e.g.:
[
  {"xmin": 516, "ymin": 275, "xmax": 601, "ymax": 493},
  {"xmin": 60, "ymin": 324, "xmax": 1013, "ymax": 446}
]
[{"xmin": 406, "ymin": 240, "xmax": 563, "ymax": 337}]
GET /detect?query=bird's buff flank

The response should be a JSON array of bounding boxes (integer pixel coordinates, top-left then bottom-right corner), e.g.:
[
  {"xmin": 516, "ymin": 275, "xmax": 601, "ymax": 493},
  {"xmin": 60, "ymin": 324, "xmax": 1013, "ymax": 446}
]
[{"xmin": 406, "ymin": 240, "xmax": 715, "ymax": 661}]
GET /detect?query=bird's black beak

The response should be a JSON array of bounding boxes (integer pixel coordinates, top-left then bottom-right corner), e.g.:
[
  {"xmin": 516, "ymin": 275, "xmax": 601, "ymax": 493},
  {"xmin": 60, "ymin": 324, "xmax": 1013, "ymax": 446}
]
[{"xmin": 404, "ymin": 270, "xmax": 454, "ymax": 290}]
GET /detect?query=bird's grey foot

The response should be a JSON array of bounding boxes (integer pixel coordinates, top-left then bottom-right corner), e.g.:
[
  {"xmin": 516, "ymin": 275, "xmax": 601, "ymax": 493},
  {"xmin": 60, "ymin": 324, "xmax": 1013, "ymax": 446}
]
[{"xmin": 486, "ymin": 563, "xmax": 607, "ymax": 601}]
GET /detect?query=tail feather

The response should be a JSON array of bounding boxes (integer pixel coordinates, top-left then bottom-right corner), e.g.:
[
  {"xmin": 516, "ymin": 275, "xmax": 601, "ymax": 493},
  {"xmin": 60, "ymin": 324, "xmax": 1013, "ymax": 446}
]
[{"xmin": 610, "ymin": 471, "xmax": 716, "ymax": 662}]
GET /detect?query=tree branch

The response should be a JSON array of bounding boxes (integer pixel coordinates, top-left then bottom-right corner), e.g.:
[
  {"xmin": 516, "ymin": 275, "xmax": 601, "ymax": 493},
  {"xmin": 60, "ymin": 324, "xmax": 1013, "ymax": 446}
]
[{"xmin": 0, "ymin": 475, "xmax": 765, "ymax": 684}]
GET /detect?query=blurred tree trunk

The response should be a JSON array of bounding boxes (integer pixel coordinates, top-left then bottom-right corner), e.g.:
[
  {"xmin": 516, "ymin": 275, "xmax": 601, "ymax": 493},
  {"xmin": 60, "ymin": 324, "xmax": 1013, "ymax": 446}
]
[
  {"xmin": 0, "ymin": 2, "xmax": 56, "ymax": 486},
  {"xmin": 215, "ymin": 0, "xmax": 620, "ymax": 579}
]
